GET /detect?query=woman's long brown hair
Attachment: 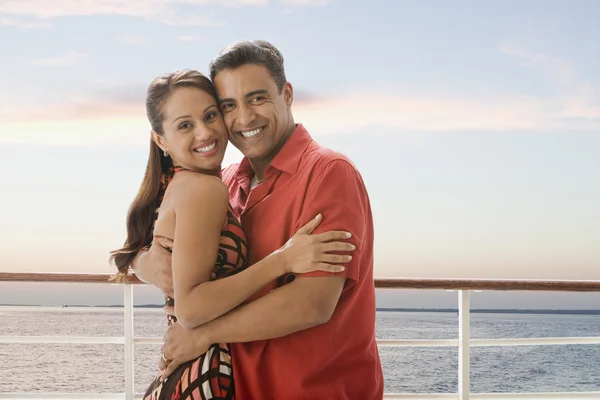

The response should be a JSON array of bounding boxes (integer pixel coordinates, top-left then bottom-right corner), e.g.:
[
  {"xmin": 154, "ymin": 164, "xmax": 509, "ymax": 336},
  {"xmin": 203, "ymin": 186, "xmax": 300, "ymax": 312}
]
[{"xmin": 109, "ymin": 69, "xmax": 217, "ymax": 281}]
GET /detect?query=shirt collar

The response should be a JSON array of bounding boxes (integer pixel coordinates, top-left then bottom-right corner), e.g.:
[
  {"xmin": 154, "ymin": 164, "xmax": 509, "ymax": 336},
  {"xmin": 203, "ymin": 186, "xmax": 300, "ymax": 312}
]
[
  {"xmin": 235, "ymin": 157, "xmax": 253, "ymax": 180},
  {"xmin": 270, "ymin": 123, "xmax": 312, "ymax": 175}
]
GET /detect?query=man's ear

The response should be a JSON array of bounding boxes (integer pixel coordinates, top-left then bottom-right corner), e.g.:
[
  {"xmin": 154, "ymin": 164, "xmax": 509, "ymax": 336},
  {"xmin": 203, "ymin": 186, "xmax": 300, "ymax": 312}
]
[{"xmin": 283, "ymin": 82, "xmax": 293, "ymax": 107}]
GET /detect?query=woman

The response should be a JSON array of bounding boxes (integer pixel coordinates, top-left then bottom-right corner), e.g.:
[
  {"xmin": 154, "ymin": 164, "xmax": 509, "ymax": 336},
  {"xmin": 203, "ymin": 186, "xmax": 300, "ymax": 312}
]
[{"xmin": 109, "ymin": 70, "xmax": 353, "ymax": 400}]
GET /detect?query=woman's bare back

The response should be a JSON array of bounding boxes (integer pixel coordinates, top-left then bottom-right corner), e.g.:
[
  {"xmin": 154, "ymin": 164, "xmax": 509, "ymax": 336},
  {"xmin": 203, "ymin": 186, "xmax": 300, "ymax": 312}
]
[{"xmin": 144, "ymin": 168, "xmax": 248, "ymax": 400}]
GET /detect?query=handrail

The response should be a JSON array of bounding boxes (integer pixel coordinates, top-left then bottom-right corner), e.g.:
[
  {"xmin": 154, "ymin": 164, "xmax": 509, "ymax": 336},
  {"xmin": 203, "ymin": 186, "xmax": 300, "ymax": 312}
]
[
  {"xmin": 2, "ymin": 273, "xmax": 600, "ymax": 400},
  {"xmin": 1, "ymin": 272, "xmax": 600, "ymax": 291}
]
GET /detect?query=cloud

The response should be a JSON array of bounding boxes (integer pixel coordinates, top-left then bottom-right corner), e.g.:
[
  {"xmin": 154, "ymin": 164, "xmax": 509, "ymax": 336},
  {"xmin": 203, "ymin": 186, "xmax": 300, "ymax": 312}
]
[
  {"xmin": 293, "ymin": 92, "xmax": 600, "ymax": 135},
  {"xmin": 119, "ymin": 35, "xmax": 149, "ymax": 45},
  {"xmin": 279, "ymin": 0, "xmax": 332, "ymax": 5},
  {"xmin": 234, "ymin": 0, "xmax": 270, "ymax": 5},
  {"xmin": 0, "ymin": 0, "xmax": 222, "ymax": 26},
  {"xmin": 5, "ymin": 44, "xmax": 600, "ymax": 149},
  {"xmin": 0, "ymin": 17, "xmax": 51, "ymax": 28},
  {"xmin": 293, "ymin": 90, "xmax": 320, "ymax": 104},
  {"xmin": 177, "ymin": 35, "xmax": 203, "ymax": 42},
  {"xmin": 500, "ymin": 45, "xmax": 600, "ymax": 120},
  {"xmin": 292, "ymin": 46, "xmax": 600, "ymax": 134},
  {"xmin": 0, "ymin": 0, "xmax": 330, "ymax": 26},
  {"xmin": 33, "ymin": 50, "xmax": 86, "ymax": 66},
  {"xmin": 0, "ymin": 85, "xmax": 148, "ymax": 148},
  {"xmin": 0, "ymin": 0, "xmax": 178, "ymax": 19},
  {"xmin": 1, "ymin": 85, "xmax": 146, "ymax": 122},
  {"xmin": 2, "ymin": 85, "xmax": 599, "ymax": 150},
  {"xmin": 0, "ymin": 118, "xmax": 149, "ymax": 148}
]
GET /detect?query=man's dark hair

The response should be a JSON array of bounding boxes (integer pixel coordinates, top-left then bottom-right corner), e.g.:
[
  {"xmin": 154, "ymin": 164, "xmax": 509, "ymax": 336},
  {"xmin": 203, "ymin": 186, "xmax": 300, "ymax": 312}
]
[{"xmin": 209, "ymin": 40, "xmax": 287, "ymax": 93}]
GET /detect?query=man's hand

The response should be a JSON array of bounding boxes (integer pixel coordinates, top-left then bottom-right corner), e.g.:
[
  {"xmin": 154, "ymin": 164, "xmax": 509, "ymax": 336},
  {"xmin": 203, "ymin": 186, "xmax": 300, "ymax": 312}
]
[
  {"xmin": 131, "ymin": 236, "xmax": 174, "ymax": 297},
  {"xmin": 159, "ymin": 322, "xmax": 211, "ymax": 381}
]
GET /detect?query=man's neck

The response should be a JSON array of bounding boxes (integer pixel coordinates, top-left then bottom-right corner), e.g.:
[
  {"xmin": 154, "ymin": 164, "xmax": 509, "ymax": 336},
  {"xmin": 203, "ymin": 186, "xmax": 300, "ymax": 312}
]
[
  {"xmin": 248, "ymin": 159, "xmax": 269, "ymax": 181},
  {"xmin": 248, "ymin": 122, "xmax": 296, "ymax": 180}
]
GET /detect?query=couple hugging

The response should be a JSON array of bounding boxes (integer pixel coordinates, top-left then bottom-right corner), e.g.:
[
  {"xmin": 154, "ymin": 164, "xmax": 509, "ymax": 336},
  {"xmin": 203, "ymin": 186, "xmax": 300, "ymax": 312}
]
[{"xmin": 111, "ymin": 39, "xmax": 384, "ymax": 400}]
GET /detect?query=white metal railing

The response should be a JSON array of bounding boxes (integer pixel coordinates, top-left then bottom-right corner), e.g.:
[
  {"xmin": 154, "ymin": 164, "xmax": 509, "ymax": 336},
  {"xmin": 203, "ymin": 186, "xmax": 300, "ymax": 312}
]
[{"xmin": 1, "ymin": 275, "xmax": 599, "ymax": 400}]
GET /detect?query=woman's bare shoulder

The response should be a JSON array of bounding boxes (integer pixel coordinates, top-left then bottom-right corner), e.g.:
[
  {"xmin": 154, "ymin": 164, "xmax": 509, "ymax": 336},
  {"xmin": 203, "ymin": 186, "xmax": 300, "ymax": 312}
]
[{"xmin": 169, "ymin": 171, "xmax": 228, "ymax": 206}]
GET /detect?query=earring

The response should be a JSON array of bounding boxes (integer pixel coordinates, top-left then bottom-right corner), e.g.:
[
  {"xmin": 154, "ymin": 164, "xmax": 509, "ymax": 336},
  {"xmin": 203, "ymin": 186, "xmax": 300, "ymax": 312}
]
[{"xmin": 163, "ymin": 149, "xmax": 169, "ymax": 157}]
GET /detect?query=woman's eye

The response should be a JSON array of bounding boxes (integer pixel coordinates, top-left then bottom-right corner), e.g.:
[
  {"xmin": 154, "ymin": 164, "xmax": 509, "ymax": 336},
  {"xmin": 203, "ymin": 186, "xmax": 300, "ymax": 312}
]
[
  {"xmin": 179, "ymin": 122, "xmax": 192, "ymax": 130},
  {"xmin": 205, "ymin": 112, "xmax": 217, "ymax": 122}
]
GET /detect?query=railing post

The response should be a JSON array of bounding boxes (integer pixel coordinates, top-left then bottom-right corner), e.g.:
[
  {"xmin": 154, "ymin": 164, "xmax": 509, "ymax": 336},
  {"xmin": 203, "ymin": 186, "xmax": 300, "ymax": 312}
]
[
  {"xmin": 458, "ymin": 290, "xmax": 470, "ymax": 400},
  {"xmin": 124, "ymin": 284, "xmax": 135, "ymax": 400}
]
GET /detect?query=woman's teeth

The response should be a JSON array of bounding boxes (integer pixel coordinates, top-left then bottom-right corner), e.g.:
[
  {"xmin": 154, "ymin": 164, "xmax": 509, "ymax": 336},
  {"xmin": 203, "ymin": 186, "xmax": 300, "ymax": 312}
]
[
  {"xmin": 240, "ymin": 128, "xmax": 262, "ymax": 138},
  {"xmin": 195, "ymin": 142, "xmax": 216, "ymax": 153}
]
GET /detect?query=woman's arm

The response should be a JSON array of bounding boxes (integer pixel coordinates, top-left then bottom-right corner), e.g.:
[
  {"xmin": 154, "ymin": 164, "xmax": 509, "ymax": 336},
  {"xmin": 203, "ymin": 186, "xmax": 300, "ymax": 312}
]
[
  {"xmin": 171, "ymin": 173, "xmax": 280, "ymax": 329},
  {"xmin": 171, "ymin": 173, "xmax": 354, "ymax": 330}
]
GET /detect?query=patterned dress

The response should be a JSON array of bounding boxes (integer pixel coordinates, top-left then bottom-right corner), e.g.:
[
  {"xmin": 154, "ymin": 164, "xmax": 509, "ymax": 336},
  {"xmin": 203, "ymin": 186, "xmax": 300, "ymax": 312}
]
[{"xmin": 143, "ymin": 169, "xmax": 248, "ymax": 400}]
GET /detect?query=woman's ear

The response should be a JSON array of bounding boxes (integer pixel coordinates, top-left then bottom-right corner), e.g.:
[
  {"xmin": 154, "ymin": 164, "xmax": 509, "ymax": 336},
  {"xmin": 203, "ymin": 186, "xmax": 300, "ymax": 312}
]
[{"xmin": 151, "ymin": 131, "xmax": 167, "ymax": 153}]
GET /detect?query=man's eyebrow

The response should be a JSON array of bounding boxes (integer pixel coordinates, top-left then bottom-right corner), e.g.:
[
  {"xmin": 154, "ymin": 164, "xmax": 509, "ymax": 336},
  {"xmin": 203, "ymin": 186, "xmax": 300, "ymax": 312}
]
[
  {"xmin": 246, "ymin": 89, "xmax": 269, "ymax": 98},
  {"xmin": 217, "ymin": 90, "xmax": 270, "ymax": 106},
  {"xmin": 217, "ymin": 97, "xmax": 233, "ymax": 106}
]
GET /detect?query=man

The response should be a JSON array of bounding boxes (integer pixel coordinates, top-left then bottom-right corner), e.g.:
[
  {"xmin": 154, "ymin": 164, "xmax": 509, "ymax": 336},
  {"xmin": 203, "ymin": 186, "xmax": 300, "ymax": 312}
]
[{"xmin": 133, "ymin": 40, "xmax": 384, "ymax": 399}]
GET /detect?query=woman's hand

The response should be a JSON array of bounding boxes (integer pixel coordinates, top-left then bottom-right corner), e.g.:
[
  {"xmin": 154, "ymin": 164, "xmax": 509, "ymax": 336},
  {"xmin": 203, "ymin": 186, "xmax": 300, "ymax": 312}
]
[{"xmin": 277, "ymin": 214, "xmax": 355, "ymax": 275}]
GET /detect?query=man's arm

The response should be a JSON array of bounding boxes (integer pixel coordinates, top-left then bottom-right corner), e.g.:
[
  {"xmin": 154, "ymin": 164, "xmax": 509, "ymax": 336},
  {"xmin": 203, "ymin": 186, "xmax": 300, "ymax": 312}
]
[
  {"xmin": 172, "ymin": 174, "xmax": 351, "ymax": 330},
  {"xmin": 161, "ymin": 275, "xmax": 345, "ymax": 378},
  {"xmin": 201, "ymin": 159, "xmax": 364, "ymax": 341},
  {"xmin": 130, "ymin": 236, "xmax": 174, "ymax": 297},
  {"xmin": 162, "ymin": 159, "xmax": 368, "ymax": 377},
  {"xmin": 207, "ymin": 274, "xmax": 344, "ymax": 342}
]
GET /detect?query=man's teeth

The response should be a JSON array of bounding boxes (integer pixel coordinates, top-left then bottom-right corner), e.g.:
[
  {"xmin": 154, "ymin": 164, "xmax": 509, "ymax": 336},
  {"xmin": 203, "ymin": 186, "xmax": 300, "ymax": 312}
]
[
  {"xmin": 195, "ymin": 142, "xmax": 216, "ymax": 153},
  {"xmin": 240, "ymin": 128, "xmax": 262, "ymax": 138}
]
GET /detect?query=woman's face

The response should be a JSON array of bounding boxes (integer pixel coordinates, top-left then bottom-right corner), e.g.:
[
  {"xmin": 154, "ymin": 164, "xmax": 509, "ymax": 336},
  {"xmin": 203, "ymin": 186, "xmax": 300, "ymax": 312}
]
[{"xmin": 153, "ymin": 86, "xmax": 228, "ymax": 174}]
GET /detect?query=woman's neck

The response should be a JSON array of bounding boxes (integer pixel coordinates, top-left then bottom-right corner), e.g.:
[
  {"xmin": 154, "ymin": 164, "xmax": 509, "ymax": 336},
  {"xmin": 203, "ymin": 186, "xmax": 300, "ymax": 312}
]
[{"xmin": 173, "ymin": 164, "xmax": 221, "ymax": 177}]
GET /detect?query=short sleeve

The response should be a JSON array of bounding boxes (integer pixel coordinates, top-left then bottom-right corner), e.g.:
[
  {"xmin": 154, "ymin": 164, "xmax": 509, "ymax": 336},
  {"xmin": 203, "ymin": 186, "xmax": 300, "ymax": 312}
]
[{"xmin": 293, "ymin": 159, "xmax": 369, "ymax": 284}]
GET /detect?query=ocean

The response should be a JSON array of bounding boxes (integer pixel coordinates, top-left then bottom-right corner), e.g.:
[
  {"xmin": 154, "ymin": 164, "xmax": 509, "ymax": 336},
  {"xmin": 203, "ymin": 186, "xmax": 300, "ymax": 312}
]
[{"xmin": 1, "ymin": 310, "xmax": 599, "ymax": 395}]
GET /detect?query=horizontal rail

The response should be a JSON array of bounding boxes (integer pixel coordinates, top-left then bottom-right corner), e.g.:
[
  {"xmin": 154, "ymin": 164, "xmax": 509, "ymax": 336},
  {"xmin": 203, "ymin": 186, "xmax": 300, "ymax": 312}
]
[
  {"xmin": 2, "ymin": 392, "xmax": 600, "ymax": 400},
  {"xmin": 469, "ymin": 394, "xmax": 600, "ymax": 399},
  {"xmin": 0, "ymin": 395, "xmax": 424, "ymax": 400},
  {"xmin": 377, "ymin": 339, "xmax": 459, "ymax": 347},
  {"xmin": 376, "ymin": 278, "xmax": 600, "ymax": 291},
  {"xmin": 0, "ymin": 336, "xmax": 125, "ymax": 344},
  {"xmin": 2, "ymin": 272, "xmax": 600, "ymax": 291},
  {"xmin": 383, "ymin": 396, "xmax": 457, "ymax": 399},
  {"xmin": 471, "ymin": 336, "xmax": 600, "ymax": 346},
  {"xmin": 3, "ymin": 336, "xmax": 600, "ymax": 347},
  {"xmin": 383, "ymin": 394, "xmax": 600, "ymax": 399},
  {"xmin": 0, "ymin": 306, "xmax": 129, "ymax": 313},
  {"xmin": 2, "ymin": 280, "xmax": 600, "ymax": 400},
  {"xmin": 377, "ymin": 337, "xmax": 600, "ymax": 346},
  {"xmin": 133, "ymin": 337, "xmax": 163, "ymax": 345},
  {"xmin": 0, "ymin": 395, "xmax": 125, "ymax": 399},
  {"xmin": 0, "ymin": 272, "xmax": 145, "ymax": 284},
  {"xmin": 0, "ymin": 306, "xmax": 164, "ymax": 313}
]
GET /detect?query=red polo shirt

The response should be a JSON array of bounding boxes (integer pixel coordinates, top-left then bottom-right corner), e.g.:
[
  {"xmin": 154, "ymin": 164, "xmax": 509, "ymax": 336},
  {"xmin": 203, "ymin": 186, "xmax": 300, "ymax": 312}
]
[{"xmin": 222, "ymin": 124, "xmax": 383, "ymax": 399}]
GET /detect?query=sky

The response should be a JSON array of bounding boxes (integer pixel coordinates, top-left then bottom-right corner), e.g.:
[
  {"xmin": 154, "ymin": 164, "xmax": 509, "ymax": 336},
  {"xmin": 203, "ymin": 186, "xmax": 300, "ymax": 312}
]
[{"xmin": 0, "ymin": 0, "xmax": 599, "ymax": 308}]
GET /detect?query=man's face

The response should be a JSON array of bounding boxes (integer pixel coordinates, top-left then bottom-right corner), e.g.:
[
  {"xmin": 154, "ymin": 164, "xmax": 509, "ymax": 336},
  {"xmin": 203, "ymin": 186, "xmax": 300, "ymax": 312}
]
[{"xmin": 214, "ymin": 64, "xmax": 293, "ymax": 162}]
